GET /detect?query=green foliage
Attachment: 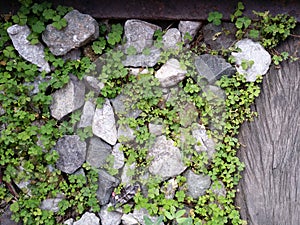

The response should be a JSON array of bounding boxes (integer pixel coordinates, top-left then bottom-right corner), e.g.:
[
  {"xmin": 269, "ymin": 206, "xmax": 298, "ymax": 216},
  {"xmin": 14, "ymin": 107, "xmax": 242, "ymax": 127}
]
[
  {"xmin": 208, "ymin": 11, "xmax": 223, "ymax": 26},
  {"xmin": 144, "ymin": 215, "xmax": 164, "ymax": 225}
]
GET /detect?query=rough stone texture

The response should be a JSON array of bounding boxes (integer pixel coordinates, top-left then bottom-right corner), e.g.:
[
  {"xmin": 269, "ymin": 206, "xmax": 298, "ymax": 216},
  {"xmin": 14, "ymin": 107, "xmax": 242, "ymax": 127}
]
[
  {"xmin": 155, "ymin": 58, "xmax": 187, "ymax": 88},
  {"xmin": 42, "ymin": 10, "xmax": 99, "ymax": 56},
  {"xmin": 210, "ymin": 180, "xmax": 226, "ymax": 197},
  {"xmin": 40, "ymin": 197, "xmax": 63, "ymax": 213},
  {"xmin": 162, "ymin": 28, "xmax": 181, "ymax": 50},
  {"xmin": 86, "ymin": 137, "xmax": 112, "ymax": 168},
  {"xmin": 84, "ymin": 76, "xmax": 104, "ymax": 95},
  {"xmin": 99, "ymin": 204, "xmax": 122, "ymax": 225},
  {"xmin": 123, "ymin": 19, "xmax": 161, "ymax": 54},
  {"xmin": 122, "ymin": 47, "xmax": 161, "ymax": 67},
  {"xmin": 55, "ymin": 135, "xmax": 86, "ymax": 174},
  {"xmin": 78, "ymin": 100, "xmax": 96, "ymax": 128},
  {"xmin": 25, "ymin": 75, "xmax": 51, "ymax": 96},
  {"xmin": 97, "ymin": 169, "xmax": 120, "ymax": 205},
  {"xmin": 232, "ymin": 38, "xmax": 271, "ymax": 82},
  {"xmin": 92, "ymin": 99, "xmax": 117, "ymax": 145},
  {"xmin": 236, "ymin": 30, "xmax": 300, "ymax": 225},
  {"xmin": 121, "ymin": 214, "xmax": 139, "ymax": 225},
  {"xmin": 121, "ymin": 163, "xmax": 136, "ymax": 185},
  {"xmin": 7, "ymin": 24, "xmax": 50, "ymax": 73},
  {"xmin": 148, "ymin": 123, "xmax": 163, "ymax": 136},
  {"xmin": 110, "ymin": 94, "xmax": 141, "ymax": 119},
  {"xmin": 161, "ymin": 178, "xmax": 178, "ymax": 199},
  {"xmin": 73, "ymin": 212, "xmax": 99, "ymax": 225},
  {"xmin": 117, "ymin": 124, "xmax": 135, "ymax": 142},
  {"xmin": 62, "ymin": 48, "xmax": 81, "ymax": 61},
  {"xmin": 179, "ymin": 21, "xmax": 202, "ymax": 44},
  {"xmin": 129, "ymin": 208, "xmax": 164, "ymax": 225},
  {"xmin": 50, "ymin": 76, "xmax": 85, "ymax": 120},
  {"xmin": 194, "ymin": 54, "xmax": 235, "ymax": 84},
  {"xmin": 184, "ymin": 170, "xmax": 211, "ymax": 199},
  {"xmin": 112, "ymin": 143, "xmax": 125, "ymax": 170},
  {"xmin": 63, "ymin": 218, "xmax": 74, "ymax": 225},
  {"xmin": 192, "ymin": 123, "xmax": 216, "ymax": 159},
  {"xmin": 202, "ymin": 23, "xmax": 236, "ymax": 50},
  {"xmin": 148, "ymin": 135, "xmax": 187, "ymax": 180}
]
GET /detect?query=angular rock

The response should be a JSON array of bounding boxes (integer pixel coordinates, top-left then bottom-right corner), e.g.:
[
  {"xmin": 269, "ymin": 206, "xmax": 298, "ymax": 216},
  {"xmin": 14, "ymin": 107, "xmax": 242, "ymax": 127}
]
[
  {"xmin": 148, "ymin": 135, "xmax": 187, "ymax": 180},
  {"xmin": 194, "ymin": 54, "xmax": 235, "ymax": 84},
  {"xmin": 50, "ymin": 76, "xmax": 85, "ymax": 120},
  {"xmin": 7, "ymin": 24, "xmax": 50, "ymax": 73},
  {"xmin": 184, "ymin": 170, "xmax": 211, "ymax": 198},
  {"xmin": 62, "ymin": 48, "xmax": 81, "ymax": 61},
  {"xmin": 84, "ymin": 76, "xmax": 104, "ymax": 95},
  {"xmin": 92, "ymin": 99, "xmax": 117, "ymax": 145},
  {"xmin": 118, "ymin": 124, "xmax": 135, "ymax": 142},
  {"xmin": 148, "ymin": 123, "xmax": 163, "ymax": 136},
  {"xmin": 122, "ymin": 47, "xmax": 161, "ymax": 67},
  {"xmin": 86, "ymin": 137, "xmax": 112, "ymax": 168},
  {"xmin": 73, "ymin": 212, "xmax": 99, "ymax": 225},
  {"xmin": 202, "ymin": 23, "xmax": 236, "ymax": 50},
  {"xmin": 210, "ymin": 180, "xmax": 226, "ymax": 197},
  {"xmin": 232, "ymin": 38, "xmax": 271, "ymax": 82},
  {"xmin": 121, "ymin": 214, "xmax": 139, "ymax": 225},
  {"xmin": 110, "ymin": 94, "xmax": 141, "ymax": 119},
  {"xmin": 121, "ymin": 163, "xmax": 136, "ymax": 185},
  {"xmin": 112, "ymin": 143, "xmax": 125, "ymax": 170},
  {"xmin": 161, "ymin": 178, "xmax": 178, "ymax": 199},
  {"xmin": 130, "ymin": 208, "xmax": 164, "ymax": 225},
  {"xmin": 97, "ymin": 169, "xmax": 120, "ymax": 205},
  {"xmin": 99, "ymin": 204, "xmax": 122, "ymax": 225},
  {"xmin": 40, "ymin": 197, "xmax": 63, "ymax": 213},
  {"xmin": 78, "ymin": 100, "xmax": 96, "ymax": 128},
  {"xmin": 179, "ymin": 21, "xmax": 202, "ymax": 43},
  {"xmin": 155, "ymin": 58, "xmax": 187, "ymax": 88},
  {"xmin": 55, "ymin": 135, "xmax": 86, "ymax": 174},
  {"xmin": 162, "ymin": 28, "xmax": 181, "ymax": 50},
  {"xmin": 42, "ymin": 10, "xmax": 99, "ymax": 56},
  {"xmin": 64, "ymin": 218, "xmax": 74, "ymax": 225},
  {"xmin": 124, "ymin": 19, "xmax": 161, "ymax": 54},
  {"xmin": 192, "ymin": 123, "xmax": 216, "ymax": 160},
  {"xmin": 24, "ymin": 75, "xmax": 51, "ymax": 96}
]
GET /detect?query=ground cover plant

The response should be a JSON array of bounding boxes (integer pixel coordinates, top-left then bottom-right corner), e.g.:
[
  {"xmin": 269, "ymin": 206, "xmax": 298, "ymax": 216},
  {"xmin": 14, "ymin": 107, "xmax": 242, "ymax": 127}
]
[{"xmin": 0, "ymin": 0, "xmax": 297, "ymax": 224}]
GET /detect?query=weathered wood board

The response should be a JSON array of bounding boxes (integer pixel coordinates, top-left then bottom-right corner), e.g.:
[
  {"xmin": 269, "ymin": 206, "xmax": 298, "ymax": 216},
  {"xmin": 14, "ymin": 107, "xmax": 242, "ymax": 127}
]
[{"xmin": 236, "ymin": 26, "xmax": 300, "ymax": 225}]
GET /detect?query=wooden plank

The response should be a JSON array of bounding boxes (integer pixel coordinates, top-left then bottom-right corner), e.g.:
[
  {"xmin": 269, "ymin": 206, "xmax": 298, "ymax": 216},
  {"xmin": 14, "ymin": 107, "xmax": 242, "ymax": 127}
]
[{"xmin": 236, "ymin": 26, "xmax": 300, "ymax": 225}]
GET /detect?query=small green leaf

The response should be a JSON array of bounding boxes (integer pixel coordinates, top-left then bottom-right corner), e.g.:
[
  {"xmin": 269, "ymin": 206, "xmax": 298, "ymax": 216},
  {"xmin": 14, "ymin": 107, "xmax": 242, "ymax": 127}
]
[{"xmin": 31, "ymin": 21, "xmax": 45, "ymax": 33}]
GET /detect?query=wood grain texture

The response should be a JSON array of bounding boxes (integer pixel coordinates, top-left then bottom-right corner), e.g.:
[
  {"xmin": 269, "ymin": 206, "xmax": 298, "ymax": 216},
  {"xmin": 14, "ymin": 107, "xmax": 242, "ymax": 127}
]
[{"xmin": 236, "ymin": 26, "xmax": 300, "ymax": 225}]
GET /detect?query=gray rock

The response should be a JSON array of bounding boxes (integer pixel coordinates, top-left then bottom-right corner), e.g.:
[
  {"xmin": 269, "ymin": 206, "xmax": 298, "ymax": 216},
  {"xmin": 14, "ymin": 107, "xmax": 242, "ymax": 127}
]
[
  {"xmin": 124, "ymin": 19, "xmax": 161, "ymax": 54},
  {"xmin": 232, "ymin": 38, "xmax": 271, "ymax": 82},
  {"xmin": 118, "ymin": 124, "xmax": 135, "ymax": 142},
  {"xmin": 50, "ymin": 76, "xmax": 85, "ymax": 120},
  {"xmin": 148, "ymin": 123, "xmax": 163, "ymax": 136},
  {"xmin": 92, "ymin": 99, "xmax": 117, "ymax": 145},
  {"xmin": 161, "ymin": 178, "xmax": 178, "ymax": 199},
  {"xmin": 64, "ymin": 218, "xmax": 74, "ymax": 225},
  {"xmin": 112, "ymin": 143, "xmax": 125, "ymax": 170},
  {"xmin": 97, "ymin": 169, "xmax": 120, "ymax": 205},
  {"xmin": 122, "ymin": 47, "xmax": 161, "ymax": 67},
  {"xmin": 55, "ymin": 135, "xmax": 86, "ymax": 174},
  {"xmin": 42, "ymin": 10, "xmax": 99, "ymax": 56},
  {"xmin": 84, "ymin": 76, "xmax": 104, "ymax": 95},
  {"xmin": 7, "ymin": 24, "xmax": 50, "ymax": 73},
  {"xmin": 78, "ymin": 100, "xmax": 96, "ymax": 128},
  {"xmin": 194, "ymin": 54, "xmax": 235, "ymax": 84},
  {"xmin": 184, "ymin": 170, "xmax": 211, "ymax": 198},
  {"xmin": 110, "ymin": 94, "xmax": 141, "ymax": 119},
  {"xmin": 0, "ymin": 206, "xmax": 22, "ymax": 225},
  {"xmin": 40, "ymin": 197, "xmax": 63, "ymax": 213},
  {"xmin": 99, "ymin": 204, "xmax": 122, "ymax": 225},
  {"xmin": 162, "ymin": 28, "xmax": 181, "ymax": 50},
  {"xmin": 24, "ymin": 75, "xmax": 51, "ymax": 96},
  {"xmin": 73, "ymin": 212, "xmax": 99, "ymax": 225},
  {"xmin": 121, "ymin": 214, "xmax": 139, "ymax": 225},
  {"xmin": 155, "ymin": 58, "xmax": 187, "ymax": 88},
  {"xmin": 62, "ymin": 48, "xmax": 81, "ymax": 61},
  {"xmin": 203, "ymin": 23, "xmax": 236, "ymax": 50},
  {"xmin": 192, "ymin": 123, "xmax": 216, "ymax": 159},
  {"xmin": 178, "ymin": 21, "xmax": 202, "ymax": 43},
  {"xmin": 131, "ymin": 208, "xmax": 164, "ymax": 225},
  {"xmin": 86, "ymin": 137, "xmax": 112, "ymax": 168},
  {"xmin": 179, "ymin": 103, "xmax": 198, "ymax": 127},
  {"xmin": 148, "ymin": 135, "xmax": 187, "ymax": 180},
  {"xmin": 210, "ymin": 180, "xmax": 226, "ymax": 197},
  {"xmin": 121, "ymin": 163, "xmax": 136, "ymax": 185}
]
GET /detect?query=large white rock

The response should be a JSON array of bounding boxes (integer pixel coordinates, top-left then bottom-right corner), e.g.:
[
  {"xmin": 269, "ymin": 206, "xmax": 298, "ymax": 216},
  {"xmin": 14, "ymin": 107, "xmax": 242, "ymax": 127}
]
[
  {"xmin": 92, "ymin": 99, "xmax": 117, "ymax": 145},
  {"xmin": 7, "ymin": 24, "xmax": 50, "ymax": 73},
  {"xmin": 73, "ymin": 212, "xmax": 99, "ymax": 225},
  {"xmin": 155, "ymin": 58, "xmax": 187, "ymax": 87},
  {"xmin": 148, "ymin": 135, "xmax": 187, "ymax": 180},
  {"xmin": 162, "ymin": 28, "xmax": 181, "ymax": 50},
  {"xmin": 232, "ymin": 38, "xmax": 271, "ymax": 82}
]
